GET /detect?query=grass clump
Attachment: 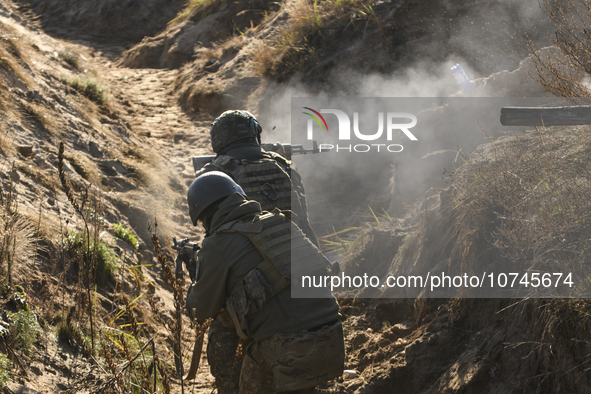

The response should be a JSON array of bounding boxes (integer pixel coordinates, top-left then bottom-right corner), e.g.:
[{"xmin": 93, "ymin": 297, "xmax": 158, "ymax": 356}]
[
  {"xmin": 0, "ymin": 354, "xmax": 11, "ymax": 389},
  {"xmin": 253, "ymin": 0, "xmax": 379, "ymax": 80},
  {"xmin": 59, "ymin": 50, "xmax": 80, "ymax": 70},
  {"xmin": 170, "ymin": 0, "xmax": 214, "ymax": 24},
  {"xmin": 0, "ymin": 26, "xmax": 34, "ymax": 87},
  {"xmin": 112, "ymin": 223, "xmax": 139, "ymax": 249},
  {"xmin": 0, "ymin": 164, "xmax": 35, "ymax": 289},
  {"xmin": 7, "ymin": 310, "xmax": 40, "ymax": 356},
  {"xmin": 453, "ymin": 126, "xmax": 591, "ymax": 293},
  {"xmin": 63, "ymin": 231, "xmax": 118, "ymax": 284},
  {"xmin": 67, "ymin": 77, "xmax": 107, "ymax": 104}
]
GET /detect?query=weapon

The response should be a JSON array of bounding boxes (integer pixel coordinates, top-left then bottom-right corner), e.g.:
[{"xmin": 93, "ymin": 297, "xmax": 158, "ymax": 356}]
[
  {"xmin": 185, "ymin": 326, "xmax": 207, "ymax": 381},
  {"xmin": 192, "ymin": 141, "xmax": 320, "ymax": 172},
  {"xmin": 172, "ymin": 237, "xmax": 200, "ymax": 280},
  {"xmin": 500, "ymin": 106, "xmax": 591, "ymax": 126}
]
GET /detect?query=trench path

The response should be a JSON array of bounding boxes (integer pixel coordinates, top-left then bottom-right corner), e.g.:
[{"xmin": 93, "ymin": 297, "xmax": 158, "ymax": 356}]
[{"xmin": 95, "ymin": 49, "xmax": 216, "ymax": 393}]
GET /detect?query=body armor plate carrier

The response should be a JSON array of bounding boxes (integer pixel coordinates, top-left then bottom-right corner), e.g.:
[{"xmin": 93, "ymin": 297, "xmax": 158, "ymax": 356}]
[
  {"xmin": 216, "ymin": 209, "xmax": 329, "ymax": 340},
  {"xmin": 209, "ymin": 154, "xmax": 310, "ymax": 235}
]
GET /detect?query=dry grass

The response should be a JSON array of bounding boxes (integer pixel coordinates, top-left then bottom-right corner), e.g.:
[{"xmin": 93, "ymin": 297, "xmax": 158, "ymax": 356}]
[
  {"xmin": 169, "ymin": 0, "xmax": 219, "ymax": 25},
  {"xmin": 59, "ymin": 50, "xmax": 81, "ymax": 71},
  {"xmin": 0, "ymin": 122, "xmax": 15, "ymax": 157},
  {"xmin": 18, "ymin": 163, "xmax": 59, "ymax": 193},
  {"xmin": 0, "ymin": 23, "xmax": 34, "ymax": 88},
  {"xmin": 252, "ymin": 0, "xmax": 380, "ymax": 79},
  {"xmin": 20, "ymin": 101, "xmax": 59, "ymax": 136},
  {"xmin": 528, "ymin": 0, "xmax": 591, "ymax": 99},
  {"xmin": 64, "ymin": 152, "xmax": 103, "ymax": 188},
  {"xmin": 453, "ymin": 127, "xmax": 591, "ymax": 286},
  {"xmin": 0, "ymin": 166, "xmax": 36, "ymax": 288}
]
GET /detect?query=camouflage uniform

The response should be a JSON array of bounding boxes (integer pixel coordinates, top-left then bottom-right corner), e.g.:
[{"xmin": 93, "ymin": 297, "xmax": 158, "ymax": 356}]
[
  {"xmin": 197, "ymin": 112, "xmax": 319, "ymax": 393},
  {"xmin": 240, "ymin": 321, "xmax": 345, "ymax": 393},
  {"xmin": 186, "ymin": 193, "xmax": 343, "ymax": 393},
  {"xmin": 206, "ymin": 310, "xmax": 243, "ymax": 393},
  {"xmin": 197, "ymin": 142, "xmax": 319, "ymax": 246}
]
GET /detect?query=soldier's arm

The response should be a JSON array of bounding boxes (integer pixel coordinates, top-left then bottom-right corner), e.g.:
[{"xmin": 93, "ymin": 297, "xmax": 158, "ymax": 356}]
[
  {"xmin": 286, "ymin": 166, "xmax": 319, "ymax": 246},
  {"xmin": 185, "ymin": 246, "xmax": 228, "ymax": 322}
]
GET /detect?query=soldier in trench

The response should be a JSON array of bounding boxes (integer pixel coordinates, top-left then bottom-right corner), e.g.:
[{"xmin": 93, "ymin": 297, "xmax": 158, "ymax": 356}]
[
  {"xmin": 192, "ymin": 110, "xmax": 321, "ymax": 393},
  {"xmin": 184, "ymin": 171, "xmax": 344, "ymax": 393}
]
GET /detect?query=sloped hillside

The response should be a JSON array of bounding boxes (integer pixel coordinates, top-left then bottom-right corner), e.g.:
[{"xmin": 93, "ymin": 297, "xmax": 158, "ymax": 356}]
[
  {"xmin": 1, "ymin": 0, "xmax": 589, "ymax": 393},
  {"xmin": 13, "ymin": 0, "xmax": 186, "ymax": 42},
  {"xmin": 0, "ymin": 1, "xmax": 215, "ymax": 392},
  {"xmin": 328, "ymin": 123, "xmax": 591, "ymax": 393}
]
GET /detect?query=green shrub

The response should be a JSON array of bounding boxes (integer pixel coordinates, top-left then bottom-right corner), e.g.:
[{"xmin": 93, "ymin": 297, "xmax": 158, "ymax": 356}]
[
  {"xmin": 112, "ymin": 223, "xmax": 139, "ymax": 249},
  {"xmin": 63, "ymin": 231, "xmax": 118, "ymax": 283},
  {"xmin": 57, "ymin": 318, "xmax": 72, "ymax": 343},
  {"xmin": 170, "ymin": 0, "xmax": 211, "ymax": 23},
  {"xmin": 0, "ymin": 354, "xmax": 11, "ymax": 389},
  {"xmin": 8, "ymin": 310, "xmax": 40, "ymax": 356},
  {"xmin": 67, "ymin": 77, "xmax": 107, "ymax": 104},
  {"xmin": 96, "ymin": 242, "xmax": 118, "ymax": 283}
]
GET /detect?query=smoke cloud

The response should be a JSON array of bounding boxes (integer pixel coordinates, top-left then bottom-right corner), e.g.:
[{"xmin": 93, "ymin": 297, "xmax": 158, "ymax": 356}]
[{"xmin": 256, "ymin": 0, "xmax": 558, "ymax": 235}]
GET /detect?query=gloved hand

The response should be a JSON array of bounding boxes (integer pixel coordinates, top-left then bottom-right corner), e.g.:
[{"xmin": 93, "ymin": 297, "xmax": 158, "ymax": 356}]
[
  {"xmin": 187, "ymin": 258, "xmax": 197, "ymax": 282},
  {"xmin": 175, "ymin": 253, "xmax": 190, "ymax": 277},
  {"xmin": 185, "ymin": 283, "xmax": 197, "ymax": 319}
]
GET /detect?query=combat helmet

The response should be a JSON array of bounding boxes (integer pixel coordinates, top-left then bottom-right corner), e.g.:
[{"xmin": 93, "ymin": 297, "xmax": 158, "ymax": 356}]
[
  {"xmin": 187, "ymin": 171, "xmax": 246, "ymax": 226},
  {"xmin": 209, "ymin": 110, "xmax": 262, "ymax": 153}
]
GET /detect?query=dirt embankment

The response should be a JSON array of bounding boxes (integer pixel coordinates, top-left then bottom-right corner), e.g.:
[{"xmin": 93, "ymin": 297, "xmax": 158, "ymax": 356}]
[
  {"xmin": 0, "ymin": 0, "xmax": 215, "ymax": 391},
  {"xmin": 2, "ymin": 0, "xmax": 589, "ymax": 393},
  {"xmin": 13, "ymin": 0, "xmax": 186, "ymax": 43}
]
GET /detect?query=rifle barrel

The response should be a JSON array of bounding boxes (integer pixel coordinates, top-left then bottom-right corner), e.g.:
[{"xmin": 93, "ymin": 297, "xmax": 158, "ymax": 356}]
[{"xmin": 501, "ymin": 106, "xmax": 591, "ymax": 126}]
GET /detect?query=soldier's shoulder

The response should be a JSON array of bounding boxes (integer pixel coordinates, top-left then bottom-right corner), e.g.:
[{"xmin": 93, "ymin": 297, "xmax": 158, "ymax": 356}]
[
  {"xmin": 202, "ymin": 230, "xmax": 252, "ymax": 249},
  {"xmin": 211, "ymin": 155, "xmax": 240, "ymax": 168},
  {"xmin": 265, "ymin": 151, "xmax": 292, "ymax": 167}
]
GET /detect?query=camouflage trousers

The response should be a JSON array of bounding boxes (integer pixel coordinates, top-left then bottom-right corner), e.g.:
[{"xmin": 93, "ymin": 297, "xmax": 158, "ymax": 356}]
[
  {"xmin": 240, "ymin": 321, "xmax": 344, "ymax": 394},
  {"xmin": 208, "ymin": 313, "xmax": 343, "ymax": 394},
  {"xmin": 207, "ymin": 310, "xmax": 243, "ymax": 394},
  {"xmin": 239, "ymin": 340, "xmax": 315, "ymax": 394}
]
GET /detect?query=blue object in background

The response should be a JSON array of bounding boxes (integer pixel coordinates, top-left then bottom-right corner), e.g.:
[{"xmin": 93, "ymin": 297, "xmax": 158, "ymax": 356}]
[{"xmin": 451, "ymin": 63, "xmax": 472, "ymax": 92}]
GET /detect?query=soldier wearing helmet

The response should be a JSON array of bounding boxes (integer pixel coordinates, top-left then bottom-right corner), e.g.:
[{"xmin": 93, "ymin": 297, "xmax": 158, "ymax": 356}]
[
  {"xmin": 185, "ymin": 171, "xmax": 344, "ymax": 394},
  {"xmin": 191, "ymin": 110, "xmax": 321, "ymax": 393},
  {"xmin": 198, "ymin": 110, "xmax": 318, "ymax": 245}
]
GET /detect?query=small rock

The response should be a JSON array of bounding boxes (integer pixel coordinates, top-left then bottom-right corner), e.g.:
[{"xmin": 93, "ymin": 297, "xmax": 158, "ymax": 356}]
[
  {"xmin": 26, "ymin": 90, "xmax": 42, "ymax": 101},
  {"xmin": 89, "ymin": 141, "xmax": 103, "ymax": 158},
  {"xmin": 18, "ymin": 146, "xmax": 34, "ymax": 158},
  {"xmin": 30, "ymin": 365, "xmax": 43, "ymax": 376},
  {"xmin": 11, "ymin": 169, "xmax": 19, "ymax": 184},
  {"xmin": 47, "ymin": 197, "xmax": 55, "ymax": 206},
  {"xmin": 34, "ymin": 155, "xmax": 48, "ymax": 169}
]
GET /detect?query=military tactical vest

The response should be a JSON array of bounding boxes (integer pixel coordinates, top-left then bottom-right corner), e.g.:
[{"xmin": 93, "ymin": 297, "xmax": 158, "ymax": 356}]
[
  {"xmin": 215, "ymin": 209, "xmax": 329, "ymax": 340},
  {"xmin": 208, "ymin": 153, "xmax": 309, "ymax": 229}
]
